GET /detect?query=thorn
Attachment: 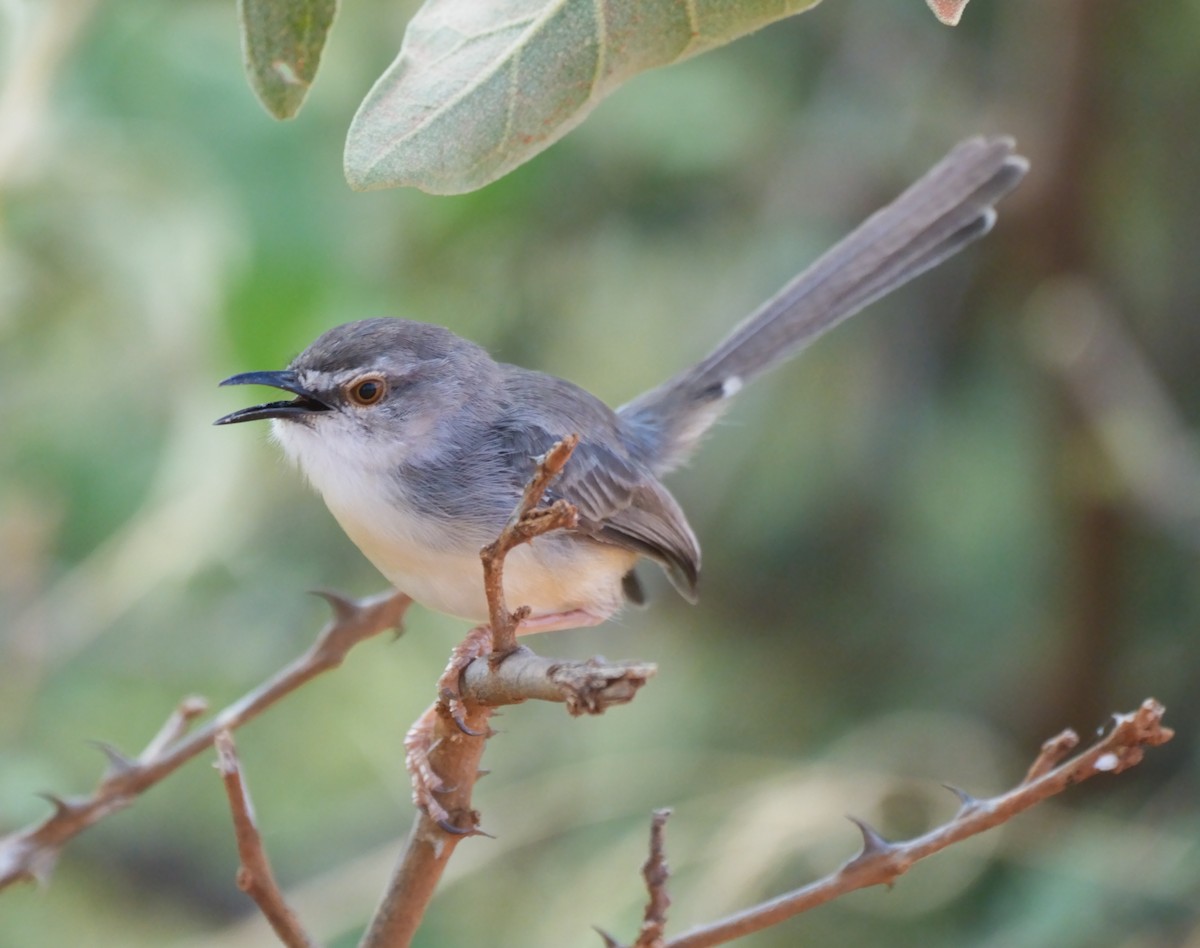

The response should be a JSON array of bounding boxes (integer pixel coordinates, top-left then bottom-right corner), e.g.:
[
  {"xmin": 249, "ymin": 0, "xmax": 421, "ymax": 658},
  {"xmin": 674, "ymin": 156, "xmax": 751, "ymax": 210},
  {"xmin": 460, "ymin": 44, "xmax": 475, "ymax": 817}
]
[
  {"xmin": 476, "ymin": 769, "xmax": 491, "ymax": 780},
  {"xmin": 846, "ymin": 815, "xmax": 894, "ymax": 862},
  {"xmin": 28, "ymin": 847, "xmax": 61, "ymax": 886},
  {"xmin": 88, "ymin": 740, "xmax": 137, "ymax": 776},
  {"xmin": 593, "ymin": 927, "xmax": 626, "ymax": 948},
  {"xmin": 942, "ymin": 783, "xmax": 982, "ymax": 814},
  {"xmin": 36, "ymin": 791, "xmax": 76, "ymax": 817},
  {"xmin": 310, "ymin": 588, "xmax": 359, "ymax": 624}
]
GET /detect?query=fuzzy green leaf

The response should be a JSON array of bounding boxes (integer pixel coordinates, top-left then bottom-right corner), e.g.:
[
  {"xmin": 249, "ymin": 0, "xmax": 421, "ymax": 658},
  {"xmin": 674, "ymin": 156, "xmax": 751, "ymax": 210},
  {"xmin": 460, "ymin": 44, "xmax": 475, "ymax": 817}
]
[
  {"xmin": 239, "ymin": 0, "xmax": 338, "ymax": 120},
  {"xmin": 344, "ymin": 0, "xmax": 823, "ymax": 193}
]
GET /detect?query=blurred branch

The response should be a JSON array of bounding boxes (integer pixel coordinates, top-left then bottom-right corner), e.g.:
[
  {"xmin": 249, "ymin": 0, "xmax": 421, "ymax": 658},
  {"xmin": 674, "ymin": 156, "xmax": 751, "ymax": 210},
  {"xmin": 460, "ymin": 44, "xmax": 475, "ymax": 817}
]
[
  {"xmin": 1026, "ymin": 278, "xmax": 1200, "ymax": 548},
  {"xmin": 600, "ymin": 808, "xmax": 674, "ymax": 948},
  {"xmin": 600, "ymin": 700, "xmax": 1172, "ymax": 948},
  {"xmin": 215, "ymin": 731, "xmax": 316, "ymax": 948},
  {"xmin": 0, "ymin": 0, "xmax": 98, "ymax": 187},
  {"xmin": 0, "ymin": 589, "xmax": 412, "ymax": 891}
]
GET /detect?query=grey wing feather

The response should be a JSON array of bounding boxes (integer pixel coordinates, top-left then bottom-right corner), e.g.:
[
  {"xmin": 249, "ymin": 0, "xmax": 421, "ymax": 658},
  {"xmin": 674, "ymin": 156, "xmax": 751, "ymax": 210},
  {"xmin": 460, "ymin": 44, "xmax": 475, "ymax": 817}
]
[
  {"xmin": 489, "ymin": 378, "xmax": 701, "ymax": 599},
  {"xmin": 552, "ymin": 443, "xmax": 700, "ymax": 601}
]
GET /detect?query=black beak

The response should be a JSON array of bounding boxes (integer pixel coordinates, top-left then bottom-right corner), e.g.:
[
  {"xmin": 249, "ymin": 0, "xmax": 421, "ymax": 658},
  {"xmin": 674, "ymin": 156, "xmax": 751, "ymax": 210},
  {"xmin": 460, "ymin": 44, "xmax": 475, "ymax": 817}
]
[{"xmin": 214, "ymin": 370, "xmax": 333, "ymax": 425}]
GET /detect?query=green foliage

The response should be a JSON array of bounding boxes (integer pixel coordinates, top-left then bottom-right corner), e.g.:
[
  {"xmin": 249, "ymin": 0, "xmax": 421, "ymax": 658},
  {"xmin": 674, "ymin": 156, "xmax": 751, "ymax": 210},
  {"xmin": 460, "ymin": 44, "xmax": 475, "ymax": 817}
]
[
  {"xmin": 342, "ymin": 0, "xmax": 823, "ymax": 193},
  {"xmin": 238, "ymin": 0, "xmax": 339, "ymax": 118}
]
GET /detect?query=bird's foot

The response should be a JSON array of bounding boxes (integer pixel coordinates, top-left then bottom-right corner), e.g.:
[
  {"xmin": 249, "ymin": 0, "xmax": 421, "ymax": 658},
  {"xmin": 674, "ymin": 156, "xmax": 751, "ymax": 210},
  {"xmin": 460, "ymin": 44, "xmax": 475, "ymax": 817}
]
[{"xmin": 435, "ymin": 624, "xmax": 494, "ymax": 735}]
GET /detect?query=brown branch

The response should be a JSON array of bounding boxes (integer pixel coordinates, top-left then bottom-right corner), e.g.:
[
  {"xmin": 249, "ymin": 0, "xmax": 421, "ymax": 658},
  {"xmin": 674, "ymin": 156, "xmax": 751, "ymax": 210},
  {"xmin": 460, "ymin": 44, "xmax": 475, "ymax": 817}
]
[
  {"xmin": 364, "ymin": 435, "xmax": 655, "ymax": 947},
  {"xmin": 1023, "ymin": 726, "xmax": 1080, "ymax": 782},
  {"xmin": 367, "ymin": 655, "xmax": 661, "ymax": 948},
  {"xmin": 596, "ymin": 808, "xmax": 675, "ymax": 948},
  {"xmin": 1025, "ymin": 280, "xmax": 1200, "ymax": 550},
  {"xmin": 596, "ymin": 808, "xmax": 673, "ymax": 948},
  {"xmin": 600, "ymin": 699, "xmax": 1172, "ymax": 948},
  {"xmin": 460, "ymin": 652, "xmax": 656, "ymax": 712},
  {"xmin": 361, "ymin": 700, "xmax": 493, "ymax": 948},
  {"xmin": 214, "ymin": 731, "xmax": 315, "ymax": 948},
  {"xmin": 636, "ymin": 809, "xmax": 674, "ymax": 948},
  {"xmin": 0, "ymin": 589, "xmax": 411, "ymax": 891},
  {"xmin": 481, "ymin": 433, "xmax": 580, "ymax": 653}
]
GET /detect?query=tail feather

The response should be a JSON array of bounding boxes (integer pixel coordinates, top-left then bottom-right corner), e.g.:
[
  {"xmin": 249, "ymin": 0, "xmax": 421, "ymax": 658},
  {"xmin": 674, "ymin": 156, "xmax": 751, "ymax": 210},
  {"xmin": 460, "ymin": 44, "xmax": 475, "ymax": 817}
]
[{"xmin": 619, "ymin": 136, "xmax": 1028, "ymax": 475}]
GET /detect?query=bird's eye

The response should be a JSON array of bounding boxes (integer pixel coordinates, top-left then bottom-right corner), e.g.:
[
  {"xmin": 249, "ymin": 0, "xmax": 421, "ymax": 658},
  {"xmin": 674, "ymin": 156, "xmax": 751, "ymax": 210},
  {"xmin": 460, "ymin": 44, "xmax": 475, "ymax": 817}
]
[{"xmin": 347, "ymin": 375, "xmax": 386, "ymax": 406}]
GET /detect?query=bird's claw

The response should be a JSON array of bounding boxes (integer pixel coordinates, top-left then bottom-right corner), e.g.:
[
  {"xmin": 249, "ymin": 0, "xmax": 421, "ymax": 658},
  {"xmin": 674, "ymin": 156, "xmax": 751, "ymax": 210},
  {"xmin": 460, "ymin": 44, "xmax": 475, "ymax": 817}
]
[
  {"xmin": 433, "ymin": 624, "xmax": 494, "ymax": 735},
  {"xmin": 439, "ymin": 686, "xmax": 486, "ymax": 736}
]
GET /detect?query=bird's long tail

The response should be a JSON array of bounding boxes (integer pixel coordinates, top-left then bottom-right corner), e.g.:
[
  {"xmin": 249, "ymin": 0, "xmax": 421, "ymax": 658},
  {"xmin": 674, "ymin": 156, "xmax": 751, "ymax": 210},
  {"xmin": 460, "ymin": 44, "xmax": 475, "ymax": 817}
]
[{"xmin": 619, "ymin": 135, "xmax": 1028, "ymax": 476}]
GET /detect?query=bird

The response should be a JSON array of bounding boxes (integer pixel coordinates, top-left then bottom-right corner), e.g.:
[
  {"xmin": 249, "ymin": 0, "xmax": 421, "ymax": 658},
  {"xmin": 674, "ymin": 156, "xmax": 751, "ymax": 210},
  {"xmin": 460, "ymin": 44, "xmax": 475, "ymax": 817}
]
[{"xmin": 216, "ymin": 136, "xmax": 1028, "ymax": 638}]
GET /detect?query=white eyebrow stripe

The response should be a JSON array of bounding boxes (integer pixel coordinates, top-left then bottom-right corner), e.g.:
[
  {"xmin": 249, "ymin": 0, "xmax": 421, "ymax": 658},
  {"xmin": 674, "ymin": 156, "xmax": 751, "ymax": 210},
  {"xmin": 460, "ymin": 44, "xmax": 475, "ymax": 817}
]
[{"xmin": 301, "ymin": 369, "xmax": 376, "ymax": 389}]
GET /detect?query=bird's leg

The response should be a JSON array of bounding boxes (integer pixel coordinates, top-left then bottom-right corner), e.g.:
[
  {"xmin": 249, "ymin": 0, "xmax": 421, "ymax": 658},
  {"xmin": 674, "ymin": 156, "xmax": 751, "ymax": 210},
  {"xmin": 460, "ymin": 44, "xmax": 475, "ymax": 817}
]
[{"xmin": 514, "ymin": 608, "xmax": 607, "ymax": 636}]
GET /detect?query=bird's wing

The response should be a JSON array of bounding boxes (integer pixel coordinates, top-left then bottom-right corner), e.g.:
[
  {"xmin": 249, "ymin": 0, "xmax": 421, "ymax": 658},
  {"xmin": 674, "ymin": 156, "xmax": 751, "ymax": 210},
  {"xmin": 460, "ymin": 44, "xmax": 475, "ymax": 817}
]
[{"xmin": 495, "ymin": 420, "xmax": 700, "ymax": 600}]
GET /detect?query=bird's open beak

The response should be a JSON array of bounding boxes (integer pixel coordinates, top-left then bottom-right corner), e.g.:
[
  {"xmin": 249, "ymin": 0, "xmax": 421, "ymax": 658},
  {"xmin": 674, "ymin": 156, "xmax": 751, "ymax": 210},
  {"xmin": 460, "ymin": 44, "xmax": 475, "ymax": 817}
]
[{"xmin": 214, "ymin": 370, "xmax": 333, "ymax": 425}]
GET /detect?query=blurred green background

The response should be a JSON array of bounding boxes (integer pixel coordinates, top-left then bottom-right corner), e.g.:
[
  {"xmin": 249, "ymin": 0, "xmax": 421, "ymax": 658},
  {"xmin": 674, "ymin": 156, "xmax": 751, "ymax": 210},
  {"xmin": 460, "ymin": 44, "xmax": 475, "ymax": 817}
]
[{"xmin": 3, "ymin": 1, "xmax": 1199, "ymax": 946}]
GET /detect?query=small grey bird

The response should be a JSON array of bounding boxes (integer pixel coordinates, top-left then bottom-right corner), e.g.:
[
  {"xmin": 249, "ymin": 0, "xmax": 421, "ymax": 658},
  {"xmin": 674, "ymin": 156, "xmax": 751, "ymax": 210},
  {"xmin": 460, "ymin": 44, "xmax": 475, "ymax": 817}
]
[{"xmin": 217, "ymin": 137, "xmax": 1027, "ymax": 635}]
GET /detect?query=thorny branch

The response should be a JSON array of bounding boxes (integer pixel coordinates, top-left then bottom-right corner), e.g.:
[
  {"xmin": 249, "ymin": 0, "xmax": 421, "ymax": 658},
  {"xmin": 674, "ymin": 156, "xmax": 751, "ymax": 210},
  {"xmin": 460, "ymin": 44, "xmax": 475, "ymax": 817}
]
[
  {"xmin": 365, "ymin": 436, "xmax": 655, "ymax": 948},
  {"xmin": 214, "ymin": 731, "xmax": 315, "ymax": 948},
  {"xmin": 0, "ymin": 588, "xmax": 412, "ymax": 891},
  {"xmin": 0, "ymin": 431, "xmax": 656, "ymax": 948},
  {"xmin": 600, "ymin": 698, "xmax": 1173, "ymax": 948},
  {"xmin": 7, "ymin": 434, "xmax": 1171, "ymax": 948}
]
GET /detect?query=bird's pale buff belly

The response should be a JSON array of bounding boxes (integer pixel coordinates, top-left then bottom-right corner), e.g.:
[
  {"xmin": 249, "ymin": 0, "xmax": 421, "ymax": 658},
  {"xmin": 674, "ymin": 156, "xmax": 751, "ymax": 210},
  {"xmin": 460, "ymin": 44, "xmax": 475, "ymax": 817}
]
[{"xmin": 330, "ymin": 504, "xmax": 636, "ymax": 626}]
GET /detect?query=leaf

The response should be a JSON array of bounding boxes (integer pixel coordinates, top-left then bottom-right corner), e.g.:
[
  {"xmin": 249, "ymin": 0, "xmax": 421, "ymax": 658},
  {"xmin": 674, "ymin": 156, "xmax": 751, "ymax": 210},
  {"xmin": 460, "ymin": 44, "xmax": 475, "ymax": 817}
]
[
  {"xmin": 238, "ymin": 0, "xmax": 339, "ymax": 120},
  {"xmin": 926, "ymin": 0, "xmax": 970, "ymax": 26},
  {"xmin": 344, "ymin": 0, "xmax": 823, "ymax": 194}
]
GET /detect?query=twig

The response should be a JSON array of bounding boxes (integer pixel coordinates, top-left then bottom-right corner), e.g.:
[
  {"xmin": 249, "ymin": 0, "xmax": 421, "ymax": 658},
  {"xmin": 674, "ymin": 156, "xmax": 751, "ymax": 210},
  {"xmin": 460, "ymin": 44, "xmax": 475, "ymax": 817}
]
[
  {"xmin": 1025, "ymin": 279, "xmax": 1200, "ymax": 550},
  {"xmin": 370, "ymin": 649, "xmax": 625, "ymax": 947},
  {"xmin": 603, "ymin": 699, "xmax": 1172, "ymax": 948},
  {"xmin": 481, "ymin": 434, "xmax": 580, "ymax": 653},
  {"xmin": 0, "ymin": 589, "xmax": 411, "ymax": 891},
  {"xmin": 140, "ymin": 695, "xmax": 210, "ymax": 762},
  {"xmin": 364, "ymin": 435, "xmax": 653, "ymax": 948},
  {"xmin": 362, "ymin": 700, "xmax": 493, "ymax": 948},
  {"xmin": 1023, "ymin": 727, "xmax": 1080, "ymax": 783},
  {"xmin": 637, "ymin": 809, "xmax": 674, "ymax": 948},
  {"xmin": 214, "ymin": 731, "xmax": 315, "ymax": 948},
  {"xmin": 0, "ymin": 0, "xmax": 100, "ymax": 184},
  {"xmin": 599, "ymin": 808, "xmax": 676, "ymax": 948},
  {"xmin": 460, "ymin": 653, "xmax": 656, "ymax": 713}
]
